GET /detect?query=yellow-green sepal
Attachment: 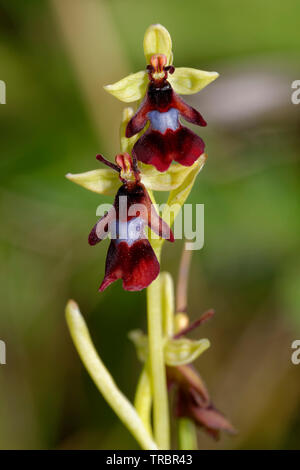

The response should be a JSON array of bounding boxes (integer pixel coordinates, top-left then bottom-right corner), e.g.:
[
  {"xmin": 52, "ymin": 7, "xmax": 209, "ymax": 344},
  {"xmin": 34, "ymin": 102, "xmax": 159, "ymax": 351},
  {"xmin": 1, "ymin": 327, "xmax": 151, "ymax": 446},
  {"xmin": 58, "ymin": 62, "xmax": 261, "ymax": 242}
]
[
  {"xmin": 128, "ymin": 330, "xmax": 210, "ymax": 366},
  {"xmin": 66, "ymin": 169, "xmax": 120, "ymax": 195},
  {"xmin": 164, "ymin": 338, "xmax": 210, "ymax": 366},
  {"xmin": 104, "ymin": 70, "xmax": 148, "ymax": 103},
  {"xmin": 143, "ymin": 24, "xmax": 173, "ymax": 65},
  {"xmin": 66, "ymin": 157, "xmax": 205, "ymax": 196},
  {"xmin": 169, "ymin": 68, "xmax": 219, "ymax": 95}
]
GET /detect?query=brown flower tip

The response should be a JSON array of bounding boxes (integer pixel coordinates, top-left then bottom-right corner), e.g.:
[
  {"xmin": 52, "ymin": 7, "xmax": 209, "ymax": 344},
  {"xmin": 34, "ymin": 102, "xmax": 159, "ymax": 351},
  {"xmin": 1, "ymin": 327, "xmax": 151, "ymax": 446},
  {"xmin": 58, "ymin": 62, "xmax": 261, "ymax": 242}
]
[{"xmin": 168, "ymin": 364, "xmax": 236, "ymax": 440}]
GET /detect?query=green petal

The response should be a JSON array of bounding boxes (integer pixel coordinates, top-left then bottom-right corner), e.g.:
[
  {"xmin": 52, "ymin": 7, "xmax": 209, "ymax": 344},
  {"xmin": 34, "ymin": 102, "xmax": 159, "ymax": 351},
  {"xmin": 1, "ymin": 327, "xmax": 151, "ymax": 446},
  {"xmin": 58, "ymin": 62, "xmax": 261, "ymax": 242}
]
[
  {"xmin": 169, "ymin": 68, "xmax": 219, "ymax": 95},
  {"xmin": 143, "ymin": 24, "xmax": 173, "ymax": 65},
  {"xmin": 140, "ymin": 160, "xmax": 201, "ymax": 191},
  {"xmin": 66, "ymin": 169, "xmax": 120, "ymax": 195},
  {"xmin": 104, "ymin": 70, "xmax": 148, "ymax": 103},
  {"xmin": 165, "ymin": 338, "xmax": 210, "ymax": 366}
]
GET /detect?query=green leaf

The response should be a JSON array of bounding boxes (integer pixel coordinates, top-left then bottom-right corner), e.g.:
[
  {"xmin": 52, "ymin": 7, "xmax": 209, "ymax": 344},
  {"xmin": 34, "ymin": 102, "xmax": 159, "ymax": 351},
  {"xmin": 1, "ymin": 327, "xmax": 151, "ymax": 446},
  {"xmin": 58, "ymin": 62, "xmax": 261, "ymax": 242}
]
[
  {"xmin": 169, "ymin": 68, "xmax": 219, "ymax": 95},
  {"xmin": 104, "ymin": 70, "xmax": 148, "ymax": 103},
  {"xmin": 143, "ymin": 24, "xmax": 173, "ymax": 65},
  {"xmin": 165, "ymin": 338, "xmax": 210, "ymax": 366},
  {"xmin": 66, "ymin": 169, "xmax": 120, "ymax": 195},
  {"xmin": 65, "ymin": 300, "xmax": 157, "ymax": 450}
]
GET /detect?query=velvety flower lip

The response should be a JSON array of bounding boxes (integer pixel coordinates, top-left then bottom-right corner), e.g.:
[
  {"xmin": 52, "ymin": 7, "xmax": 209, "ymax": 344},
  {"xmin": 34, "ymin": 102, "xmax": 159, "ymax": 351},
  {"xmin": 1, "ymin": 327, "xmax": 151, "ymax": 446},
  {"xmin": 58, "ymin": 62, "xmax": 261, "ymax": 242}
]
[
  {"xmin": 88, "ymin": 153, "xmax": 174, "ymax": 291},
  {"xmin": 167, "ymin": 310, "xmax": 236, "ymax": 440},
  {"xmin": 99, "ymin": 238, "xmax": 160, "ymax": 292},
  {"xmin": 125, "ymin": 54, "xmax": 207, "ymax": 172}
]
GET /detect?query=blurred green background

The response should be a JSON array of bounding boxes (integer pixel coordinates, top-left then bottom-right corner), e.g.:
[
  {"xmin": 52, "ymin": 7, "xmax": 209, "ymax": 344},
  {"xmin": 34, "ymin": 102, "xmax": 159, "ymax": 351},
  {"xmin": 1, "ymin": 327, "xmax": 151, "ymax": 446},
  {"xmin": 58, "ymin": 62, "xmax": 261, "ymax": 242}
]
[{"xmin": 0, "ymin": 0, "xmax": 300, "ymax": 449}]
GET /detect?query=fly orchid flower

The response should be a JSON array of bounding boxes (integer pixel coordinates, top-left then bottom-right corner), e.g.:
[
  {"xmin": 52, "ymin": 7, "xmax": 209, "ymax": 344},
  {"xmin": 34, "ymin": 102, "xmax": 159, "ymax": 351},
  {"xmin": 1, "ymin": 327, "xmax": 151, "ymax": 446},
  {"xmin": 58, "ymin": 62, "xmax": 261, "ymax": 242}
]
[
  {"xmin": 104, "ymin": 24, "xmax": 219, "ymax": 172},
  {"xmin": 167, "ymin": 311, "xmax": 235, "ymax": 440},
  {"xmin": 88, "ymin": 153, "xmax": 174, "ymax": 291},
  {"xmin": 126, "ymin": 53, "xmax": 207, "ymax": 172},
  {"xmin": 167, "ymin": 364, "xmax": 235, "ymax": 440}
]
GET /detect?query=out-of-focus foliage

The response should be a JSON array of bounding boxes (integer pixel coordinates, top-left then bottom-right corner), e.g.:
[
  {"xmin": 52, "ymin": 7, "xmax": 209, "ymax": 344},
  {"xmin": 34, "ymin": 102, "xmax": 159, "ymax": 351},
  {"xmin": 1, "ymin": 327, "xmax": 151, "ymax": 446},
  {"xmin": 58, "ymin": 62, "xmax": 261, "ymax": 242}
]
[{"xmin": 0, "ymin": 0, "xmax": 299, "ymax": 450}]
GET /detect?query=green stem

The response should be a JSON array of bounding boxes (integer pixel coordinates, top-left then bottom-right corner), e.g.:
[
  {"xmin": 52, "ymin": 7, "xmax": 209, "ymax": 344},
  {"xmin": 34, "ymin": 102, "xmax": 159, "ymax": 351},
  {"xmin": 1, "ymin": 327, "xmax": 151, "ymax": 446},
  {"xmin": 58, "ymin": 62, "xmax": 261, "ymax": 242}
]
[
  {"xmin": 147, "ymin": 275, "xmax": 170, "ymax": 449},
  {"xmin": 160, "ymin": 271, "xmax": 175, "ymax": 338},
  {"xmin": 178, "ymin": 417, "xmax": 198, "ymax": 450}
]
